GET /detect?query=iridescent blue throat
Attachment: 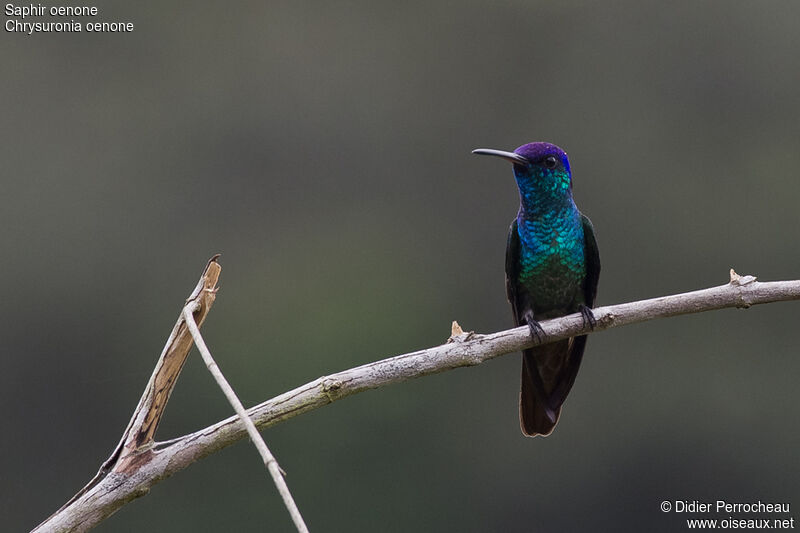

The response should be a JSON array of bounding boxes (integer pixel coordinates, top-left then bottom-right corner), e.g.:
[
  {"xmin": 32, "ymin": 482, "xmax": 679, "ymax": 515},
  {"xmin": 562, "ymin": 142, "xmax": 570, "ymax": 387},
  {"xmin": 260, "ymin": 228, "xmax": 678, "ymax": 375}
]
[{"xmin": 514, "ymin": 166, "xmax": 587, "ymax": 309}]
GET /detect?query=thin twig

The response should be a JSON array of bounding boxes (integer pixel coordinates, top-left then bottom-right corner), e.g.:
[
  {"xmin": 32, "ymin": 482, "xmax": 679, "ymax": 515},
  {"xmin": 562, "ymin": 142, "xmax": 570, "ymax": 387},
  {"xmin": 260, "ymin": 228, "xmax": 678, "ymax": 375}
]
[
  {"xmin": 33, "ymin": 271, "xmax": 800, "ymax": 532},
  {"xmin": 182, "ymin": 302, "xmax": 310, "ymax": 533}
]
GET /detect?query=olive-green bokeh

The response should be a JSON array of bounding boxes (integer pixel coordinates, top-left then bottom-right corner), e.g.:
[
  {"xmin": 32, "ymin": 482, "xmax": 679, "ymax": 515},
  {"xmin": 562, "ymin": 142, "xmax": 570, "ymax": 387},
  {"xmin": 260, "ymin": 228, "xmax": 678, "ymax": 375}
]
[{"xmin": 4, "ymin": 1, "xmax": 799, "ymax": 531}]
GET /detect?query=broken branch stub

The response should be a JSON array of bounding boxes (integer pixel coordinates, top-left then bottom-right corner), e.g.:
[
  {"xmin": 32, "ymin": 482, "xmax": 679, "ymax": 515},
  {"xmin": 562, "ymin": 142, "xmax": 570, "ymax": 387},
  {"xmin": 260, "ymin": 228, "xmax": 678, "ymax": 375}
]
[{"xmin": 115, "ymin": 255, "xmax": 221, "ymax": 471}]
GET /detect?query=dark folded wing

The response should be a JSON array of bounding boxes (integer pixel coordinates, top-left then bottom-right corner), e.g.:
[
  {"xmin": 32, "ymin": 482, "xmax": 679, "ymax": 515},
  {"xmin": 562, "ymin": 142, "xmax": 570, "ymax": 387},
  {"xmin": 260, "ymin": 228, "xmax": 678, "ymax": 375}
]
[
  {"xmin": 580, "ymin": 213, "xmax": 600, "ymax": 307},
  {"xmin": 505, "ymin": 218, "xmax": 522, "ymax": 324}
]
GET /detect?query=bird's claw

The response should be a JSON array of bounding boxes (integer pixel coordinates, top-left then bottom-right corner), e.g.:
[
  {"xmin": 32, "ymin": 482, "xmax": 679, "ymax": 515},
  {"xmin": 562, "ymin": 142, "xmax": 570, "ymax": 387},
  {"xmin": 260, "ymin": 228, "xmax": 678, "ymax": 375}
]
[
  {"xmin": 527, "ymin": 320, "xmax": 546, "ymax": 344},
  {"xmin": 579, "ymin": 305, "xmax": 597, "ymax": 330}
]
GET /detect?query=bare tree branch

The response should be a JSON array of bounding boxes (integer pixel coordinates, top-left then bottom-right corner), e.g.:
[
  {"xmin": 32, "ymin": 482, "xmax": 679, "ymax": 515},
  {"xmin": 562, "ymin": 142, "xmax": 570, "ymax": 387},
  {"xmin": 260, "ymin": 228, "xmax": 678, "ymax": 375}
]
[
  {"xmin": 33, "ymin": 257, "xmax": 222, "ymax": 533},
  {"xmin": 32, "ymin": 267, "xmax": 800, "ymax": 532}
]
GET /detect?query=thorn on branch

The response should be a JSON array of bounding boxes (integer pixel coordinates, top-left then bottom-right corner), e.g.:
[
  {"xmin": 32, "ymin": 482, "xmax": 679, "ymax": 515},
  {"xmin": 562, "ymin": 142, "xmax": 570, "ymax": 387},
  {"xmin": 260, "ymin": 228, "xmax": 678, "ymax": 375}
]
[
  {"xmin": 729, "ymin": 268, "xmax": 757, "ymax": 286},
  {"xmin": 448, "ymin": 320, "xmax": 475, "ymax": 343}
]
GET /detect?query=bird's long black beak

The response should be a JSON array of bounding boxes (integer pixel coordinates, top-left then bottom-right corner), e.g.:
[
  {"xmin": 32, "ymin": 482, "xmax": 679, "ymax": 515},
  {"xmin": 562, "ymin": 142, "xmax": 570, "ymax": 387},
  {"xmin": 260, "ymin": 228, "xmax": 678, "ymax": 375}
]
[{"xmin": 472, "ymin": 148, "xmax": 529, "ymax": 165}]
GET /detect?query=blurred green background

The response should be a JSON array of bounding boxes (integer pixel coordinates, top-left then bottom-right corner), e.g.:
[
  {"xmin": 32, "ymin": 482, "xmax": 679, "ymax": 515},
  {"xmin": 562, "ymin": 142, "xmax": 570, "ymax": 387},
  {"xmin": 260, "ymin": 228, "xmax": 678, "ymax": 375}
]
[{"xmin": 3, "ymin": 1, "xmax": 799, "ymax": 531}]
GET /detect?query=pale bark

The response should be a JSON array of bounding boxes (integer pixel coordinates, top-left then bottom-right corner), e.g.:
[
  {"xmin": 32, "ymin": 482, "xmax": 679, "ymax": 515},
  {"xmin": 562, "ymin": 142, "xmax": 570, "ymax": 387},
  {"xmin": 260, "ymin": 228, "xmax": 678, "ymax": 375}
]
[{"xmin": 32, "ymin": 266, "xmax": 800, "ymax": 532}]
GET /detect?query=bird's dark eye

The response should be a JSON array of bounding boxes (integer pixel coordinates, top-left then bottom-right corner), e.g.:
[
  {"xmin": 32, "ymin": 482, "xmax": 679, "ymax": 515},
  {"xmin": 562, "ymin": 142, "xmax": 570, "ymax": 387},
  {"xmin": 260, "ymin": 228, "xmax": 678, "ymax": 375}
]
[{"xmin": 544, "ymin": 156, "xmax": 558, "ymax": 169}]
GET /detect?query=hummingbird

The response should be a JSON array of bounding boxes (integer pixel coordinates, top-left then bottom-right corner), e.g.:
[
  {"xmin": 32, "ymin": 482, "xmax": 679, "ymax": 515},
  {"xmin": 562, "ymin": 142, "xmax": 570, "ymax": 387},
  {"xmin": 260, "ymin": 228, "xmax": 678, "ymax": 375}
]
[{"xmin": 473, "ymin": 142, "xmax": 600, "ymax": 437}]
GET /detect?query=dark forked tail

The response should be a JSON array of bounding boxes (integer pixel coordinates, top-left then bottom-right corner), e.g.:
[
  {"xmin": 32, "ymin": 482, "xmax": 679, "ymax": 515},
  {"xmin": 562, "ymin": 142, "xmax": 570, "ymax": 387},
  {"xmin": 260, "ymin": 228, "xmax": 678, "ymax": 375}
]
[{"xmin": 519, "ymin": 335, "xmax": 587, "ymax": 437}]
